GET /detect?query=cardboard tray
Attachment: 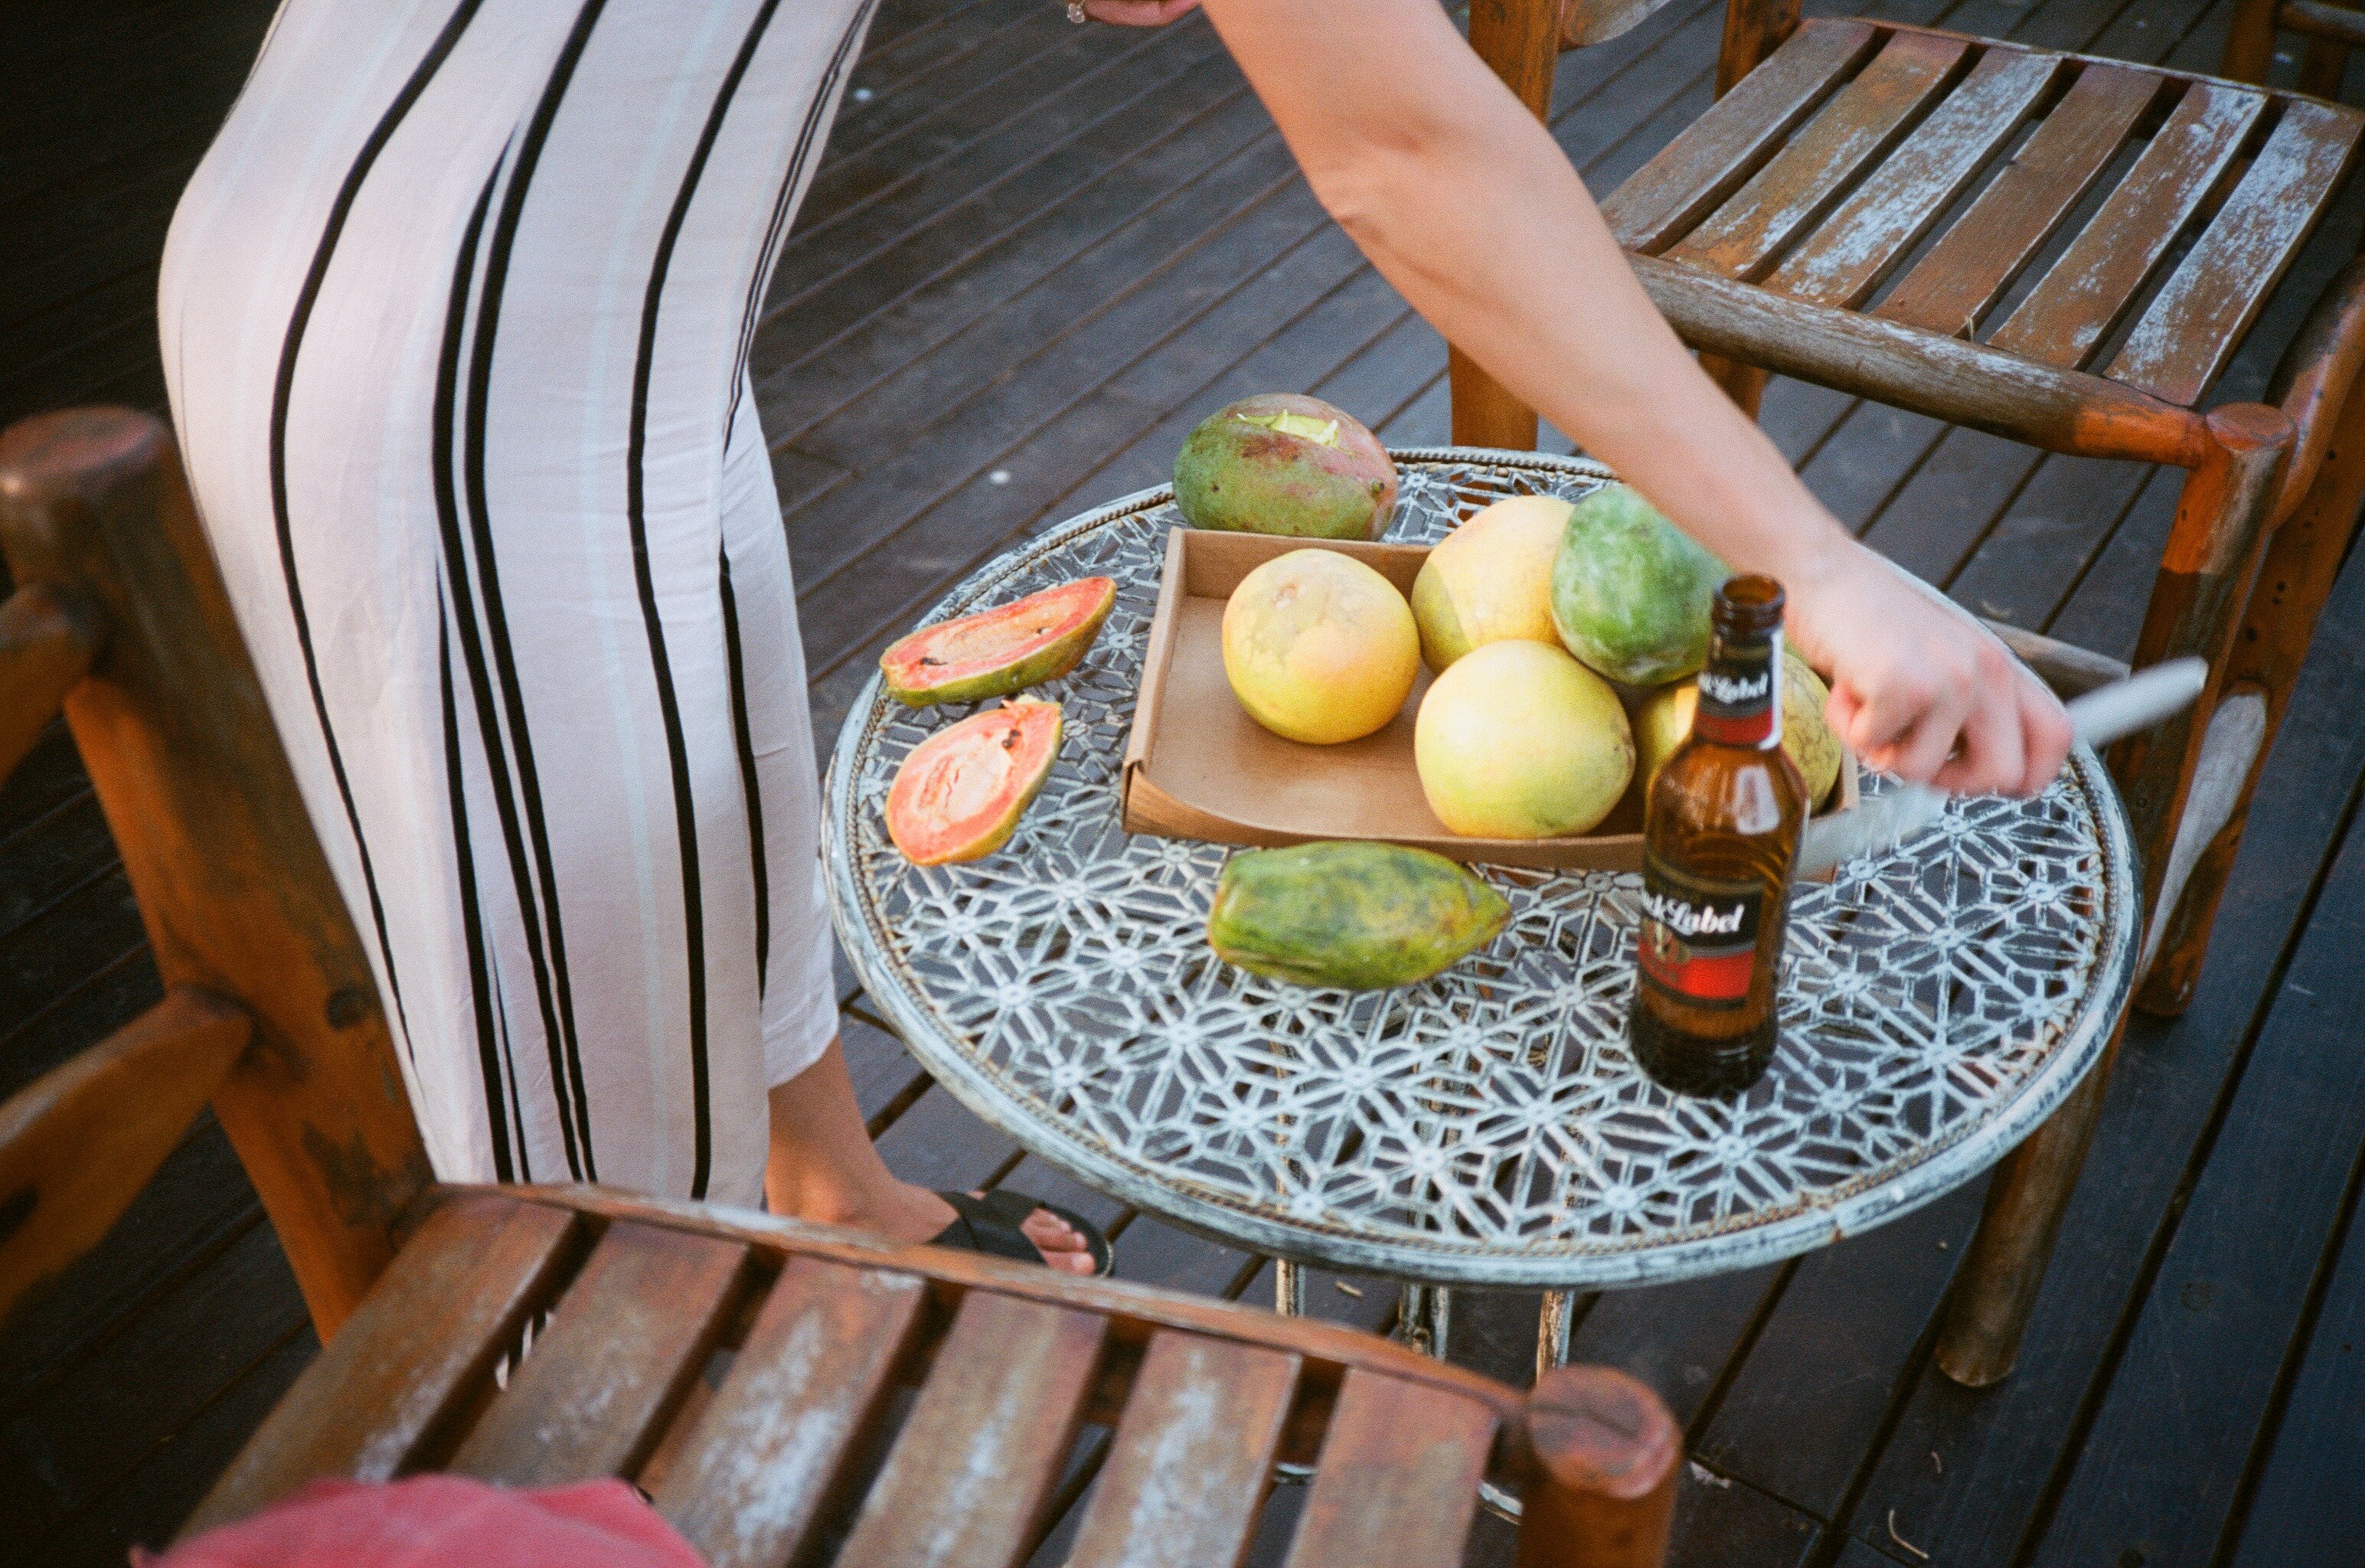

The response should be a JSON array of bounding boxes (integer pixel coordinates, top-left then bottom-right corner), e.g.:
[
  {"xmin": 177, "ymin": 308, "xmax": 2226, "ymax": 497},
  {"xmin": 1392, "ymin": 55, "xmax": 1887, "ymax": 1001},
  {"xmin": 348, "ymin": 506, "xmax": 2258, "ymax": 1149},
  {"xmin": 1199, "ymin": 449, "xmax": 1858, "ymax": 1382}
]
[{"xmin": 1119, "ymin": 528, "xmax": 1857, "ymax": 872}]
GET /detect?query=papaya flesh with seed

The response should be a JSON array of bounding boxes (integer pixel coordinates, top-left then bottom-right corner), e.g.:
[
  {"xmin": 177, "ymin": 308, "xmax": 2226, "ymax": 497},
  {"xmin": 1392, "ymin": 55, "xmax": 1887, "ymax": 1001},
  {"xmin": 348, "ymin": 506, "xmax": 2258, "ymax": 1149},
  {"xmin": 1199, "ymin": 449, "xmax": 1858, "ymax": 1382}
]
[
  {"xmin": 1207, "ymin": 841, "xmax": 1511, "ymax": 991},
  {"xmin": 1173, "ymin": 394, "xmax": 1399, "ymax": 540},
  {"xmin": 885, "ymin": 699, "xmax": 1062, "ymax": 867},
  {"xmin": 880, "ymin": 577, "xmax": 1116, "ymax": 706}
]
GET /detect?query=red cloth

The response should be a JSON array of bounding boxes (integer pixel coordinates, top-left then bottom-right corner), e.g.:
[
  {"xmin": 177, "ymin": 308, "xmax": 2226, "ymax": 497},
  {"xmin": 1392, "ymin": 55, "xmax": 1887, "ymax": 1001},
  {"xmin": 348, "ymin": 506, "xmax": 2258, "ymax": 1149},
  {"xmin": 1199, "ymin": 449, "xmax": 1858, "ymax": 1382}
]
[{"xmin": 138, "ymin": 1476, "xmax": 708, "ymax": 1568}]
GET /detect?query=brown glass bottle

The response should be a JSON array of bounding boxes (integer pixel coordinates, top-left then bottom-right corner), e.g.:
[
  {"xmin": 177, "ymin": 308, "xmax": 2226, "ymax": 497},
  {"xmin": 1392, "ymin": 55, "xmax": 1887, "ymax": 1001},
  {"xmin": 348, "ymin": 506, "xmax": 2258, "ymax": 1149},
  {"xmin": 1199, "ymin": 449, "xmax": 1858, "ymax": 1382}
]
[{"xmin": 1628, "ymin": 575, "xmax": 1808, "ymax": 1097}]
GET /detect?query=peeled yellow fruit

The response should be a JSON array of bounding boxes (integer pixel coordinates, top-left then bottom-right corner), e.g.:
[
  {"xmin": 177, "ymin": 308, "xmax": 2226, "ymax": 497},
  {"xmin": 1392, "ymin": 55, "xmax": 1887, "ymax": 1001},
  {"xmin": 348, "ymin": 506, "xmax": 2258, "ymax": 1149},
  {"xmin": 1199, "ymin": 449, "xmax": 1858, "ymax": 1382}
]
[
  {"xmin": 1410, "ymin": 494, "xmax": 1573, "ymax": 671},
  {"xmin": 1222, "ymin": 548, "xmax": 1420, "ymax": 744},
  {"xmin": 1632, "ymin": 652, "xmax": 1843, "ymax": 808},
  {"xmin": 1414, "ymin": 640, "xmax": 1633, "ymax": 838}
]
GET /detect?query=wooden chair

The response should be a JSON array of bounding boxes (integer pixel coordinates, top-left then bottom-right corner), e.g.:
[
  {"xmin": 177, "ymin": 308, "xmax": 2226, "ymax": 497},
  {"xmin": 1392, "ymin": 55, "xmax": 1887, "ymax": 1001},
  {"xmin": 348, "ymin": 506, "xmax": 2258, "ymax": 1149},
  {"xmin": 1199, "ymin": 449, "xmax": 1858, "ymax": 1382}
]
[
  {"xmin": 0, "ymin": 406, "xmax": 1682, "ymax": 1566},
  {"xmin": 2227, "ymin": 0, "xmax": 2365, "ymax": 100},
  {"xmin": 1458, "ymin": 0, "xmax": 2365, "ymax": 1385}
]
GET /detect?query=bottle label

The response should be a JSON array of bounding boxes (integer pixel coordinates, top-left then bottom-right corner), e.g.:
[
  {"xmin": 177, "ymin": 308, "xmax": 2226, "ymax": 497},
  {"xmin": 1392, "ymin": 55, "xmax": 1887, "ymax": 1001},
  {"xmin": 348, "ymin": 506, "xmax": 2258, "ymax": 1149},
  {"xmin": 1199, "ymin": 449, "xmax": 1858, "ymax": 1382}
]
[
  {"xmin": 1694, "ymin": 629, "xmax": 1780, "ymax": 747},
  {"xmin": 1635, "ymin": 851, "xmax": 1764, "ymax": 1009}
]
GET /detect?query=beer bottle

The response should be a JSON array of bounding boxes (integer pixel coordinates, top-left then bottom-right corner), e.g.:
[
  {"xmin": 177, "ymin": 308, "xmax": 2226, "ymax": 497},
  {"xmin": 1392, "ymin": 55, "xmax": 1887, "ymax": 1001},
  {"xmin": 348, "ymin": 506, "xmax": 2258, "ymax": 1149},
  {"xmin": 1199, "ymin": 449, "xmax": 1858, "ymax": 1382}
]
[{"xmin": 1629, "ymin": 575, "xmax": 1808, "ymax": 1097}]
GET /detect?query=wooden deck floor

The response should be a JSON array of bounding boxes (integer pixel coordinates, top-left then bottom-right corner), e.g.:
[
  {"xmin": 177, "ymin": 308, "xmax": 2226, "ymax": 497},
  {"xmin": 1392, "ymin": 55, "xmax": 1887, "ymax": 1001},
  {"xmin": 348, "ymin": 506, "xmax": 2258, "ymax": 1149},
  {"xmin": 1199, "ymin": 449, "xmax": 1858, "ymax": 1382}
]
[{"xmin": 7, "ymin": 1, "xmax": 2365, "ymax": 1563}]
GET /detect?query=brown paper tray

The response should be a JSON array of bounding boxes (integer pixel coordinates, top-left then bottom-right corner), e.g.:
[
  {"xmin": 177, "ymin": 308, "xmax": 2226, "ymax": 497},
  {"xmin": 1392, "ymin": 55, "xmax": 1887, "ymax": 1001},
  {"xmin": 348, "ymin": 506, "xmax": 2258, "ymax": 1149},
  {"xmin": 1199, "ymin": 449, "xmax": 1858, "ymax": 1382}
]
[{"xmin": 1119, "ymin": 528, "xmax": 1857, "ymax": 872}]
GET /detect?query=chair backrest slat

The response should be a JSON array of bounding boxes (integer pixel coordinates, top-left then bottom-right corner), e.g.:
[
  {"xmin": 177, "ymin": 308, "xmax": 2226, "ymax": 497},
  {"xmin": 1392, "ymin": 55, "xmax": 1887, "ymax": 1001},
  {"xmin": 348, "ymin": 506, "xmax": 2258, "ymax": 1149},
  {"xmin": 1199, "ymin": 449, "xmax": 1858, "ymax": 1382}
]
[
  {"xmin": 0, "ymin": 408, "xmax": 430, "ymax": 1338},
  {"xmin": 1281, "ymin": 1367, "xmax": 1498, "ymax": 1568},
  {"xmin": 649, "ymin": 1254, "xmax": 929, "ymax": 1568},
  {"xmin": 1666, "ymin": 30, "xmax": 1971, "ymax": 280},
  {"xmin": 2107, "ymin": 98, "xmax": 2365, "ymax": 405},
  {"xmin": 0, "ymin": 582, "xmax": 100, "ymax": 779},
  {"xmin": 1987, "ymin": 81, "xmax": 2266, "ymax": 371},
  {"xmin": 184, "ymin": 1193, "xmax": 583, "ymax": 1536},
  {"xmin": 0, "ymin": 988, "xmax": 249, "ymax": 1324},
  {"xmin": 1873, "ymin": 64, "xmax": 2164, "ymax": 338},
  {"xmin": 835, "ymin": 1289, "xmax": 1110, "ymax": 1568},
  {"xmin": 1762, "ymin": 47, "xmax": 2063, "ymax": 309},
  {"xmin": 448, "ymin": 1220, "xmax": 748, "ymax": 1486},
  {"xmin": 1063, "ymin": 1332, "xmax": 1302, "ymax": 1568},
  {"xmin": 1601, "ymin": 20, "xmax": 1879, "ymax": 254}
]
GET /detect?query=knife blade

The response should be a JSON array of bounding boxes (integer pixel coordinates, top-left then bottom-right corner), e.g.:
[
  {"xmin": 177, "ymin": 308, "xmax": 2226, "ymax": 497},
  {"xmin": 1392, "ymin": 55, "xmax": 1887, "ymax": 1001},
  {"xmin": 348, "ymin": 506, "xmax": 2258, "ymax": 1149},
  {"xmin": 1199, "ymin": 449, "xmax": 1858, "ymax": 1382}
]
[{"xmin": 1794, "ymin": 657, "xmax": 2207, "ymax": 880}]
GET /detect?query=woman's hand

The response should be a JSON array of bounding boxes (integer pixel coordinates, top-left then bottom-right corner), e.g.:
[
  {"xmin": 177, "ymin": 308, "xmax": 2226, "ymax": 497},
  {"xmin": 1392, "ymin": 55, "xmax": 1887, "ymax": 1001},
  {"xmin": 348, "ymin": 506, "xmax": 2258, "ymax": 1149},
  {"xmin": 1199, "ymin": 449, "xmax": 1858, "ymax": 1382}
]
[
  {"xmin": 1782, "ymin": 537, "xmax": 2072, "ymax": 798},
  {"xmin": 1080, "ymin": 0, "xmax": 1200, "ymax": 24}
]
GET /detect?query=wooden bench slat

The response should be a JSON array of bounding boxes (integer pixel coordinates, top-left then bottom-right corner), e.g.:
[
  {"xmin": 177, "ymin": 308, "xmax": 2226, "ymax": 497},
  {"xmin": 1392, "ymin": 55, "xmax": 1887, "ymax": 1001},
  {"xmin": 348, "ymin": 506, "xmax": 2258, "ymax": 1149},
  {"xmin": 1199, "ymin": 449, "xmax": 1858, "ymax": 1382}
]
[
  {"xmin": 1665, "ymin": 31, "xmax": 1970, "ymax": 281},
  {"xmin": 651, "ymin": 1256, "xmax": 928, "ymax": 1568},
  {"xmin": 0, "ymin": 988, "xmax": 249, "ymax": 1328},
  {"xmin": 1988, "ymin": 81, "xmax": 2266, "ymax": 369},
  {"xmin": 1876, "ymin": 65, "xmax": 2162, "ymax": 337},
  {"xmin": 1767, "ymin": 48, "xmax": 2062, "ymax": 308},
  {"xmin": 449, "ymin": 1220, "xmax": 746, "ymax": 1487},
  {"xmin": 1063, "ymin": 1332, "xmax": 1301, "ymax": 1568},
  {"xmin": 1602, "ymin": 19, "xmax": 1883, "ymax": 253},
  {"xmin": 835, "ymin": 1291, "xmax": 1109, "ymax": 1568},
  {"xmin": 184, "ymin": 1194, "xmax": 581, "ymax": 1536},
  {"xmin": 2108, "ymin": 100, "xmax": 2365, "ymax": 405},
  {"xmin": 1279, "ymin": 1368, "xmax": 1498, "ymax": 1568}
]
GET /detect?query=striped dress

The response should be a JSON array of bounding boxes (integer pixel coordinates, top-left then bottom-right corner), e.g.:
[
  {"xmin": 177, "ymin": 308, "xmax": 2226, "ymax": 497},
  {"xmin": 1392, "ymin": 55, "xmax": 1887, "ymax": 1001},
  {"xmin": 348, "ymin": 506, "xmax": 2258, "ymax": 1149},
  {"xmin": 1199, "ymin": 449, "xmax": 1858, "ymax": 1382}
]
[{"xmin": 159, "ymin": 0, "xmax": 876, "ymax": 1206}]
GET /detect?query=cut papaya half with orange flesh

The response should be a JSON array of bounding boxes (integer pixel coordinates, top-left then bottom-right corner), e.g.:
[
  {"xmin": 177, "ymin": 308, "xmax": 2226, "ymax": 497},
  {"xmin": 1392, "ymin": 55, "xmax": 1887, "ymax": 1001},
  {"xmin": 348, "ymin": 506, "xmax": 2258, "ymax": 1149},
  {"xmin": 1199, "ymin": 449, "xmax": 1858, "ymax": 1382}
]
[
  {"xmin": 885, "ymin": 699, "xmax": 1063, "ymax": 866},
  {"xmin": 880, "ymin": 577, "xmax": 1116, "ymax": 706}
]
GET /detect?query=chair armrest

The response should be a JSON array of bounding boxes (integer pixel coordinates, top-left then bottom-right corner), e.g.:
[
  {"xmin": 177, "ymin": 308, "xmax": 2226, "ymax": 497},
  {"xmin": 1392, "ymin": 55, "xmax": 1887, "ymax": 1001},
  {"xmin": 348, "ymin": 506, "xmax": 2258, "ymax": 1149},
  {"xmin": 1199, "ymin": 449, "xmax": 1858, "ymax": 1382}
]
[
  {"xmin": 1631, "ymin": 255, "xmax": 2216, "ymax": 468},
  {"xmin": 1983, "ymin": 621, "xmax": 2131, "ymax": 697}
]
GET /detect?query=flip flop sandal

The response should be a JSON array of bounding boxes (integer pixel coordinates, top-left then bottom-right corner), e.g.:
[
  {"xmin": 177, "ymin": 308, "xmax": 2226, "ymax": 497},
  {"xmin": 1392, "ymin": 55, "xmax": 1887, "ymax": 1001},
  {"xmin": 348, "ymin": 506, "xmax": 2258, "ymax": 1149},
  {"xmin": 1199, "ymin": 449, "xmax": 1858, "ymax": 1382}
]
[{"xmin": 931, "ymin": 1188, "xmax": 1114, "ymax": 1277}]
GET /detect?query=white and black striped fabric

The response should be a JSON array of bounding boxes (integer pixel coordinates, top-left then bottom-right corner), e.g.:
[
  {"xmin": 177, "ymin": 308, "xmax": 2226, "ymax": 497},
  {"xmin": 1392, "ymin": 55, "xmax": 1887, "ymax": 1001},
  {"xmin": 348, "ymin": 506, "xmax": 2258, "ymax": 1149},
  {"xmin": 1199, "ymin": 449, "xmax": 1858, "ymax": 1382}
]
[{"xmin": 159, "ymin": 0, "xmax": 875, "ymax": 1205}]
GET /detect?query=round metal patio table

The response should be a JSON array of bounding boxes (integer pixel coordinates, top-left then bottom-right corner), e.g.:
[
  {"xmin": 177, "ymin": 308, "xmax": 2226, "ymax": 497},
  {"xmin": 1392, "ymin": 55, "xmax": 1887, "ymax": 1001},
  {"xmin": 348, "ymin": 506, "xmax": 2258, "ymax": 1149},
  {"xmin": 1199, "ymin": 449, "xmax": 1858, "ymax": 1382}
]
[{"xmin": 823, "ymin": 449, "xmax": 2141, "ymax": 1327}]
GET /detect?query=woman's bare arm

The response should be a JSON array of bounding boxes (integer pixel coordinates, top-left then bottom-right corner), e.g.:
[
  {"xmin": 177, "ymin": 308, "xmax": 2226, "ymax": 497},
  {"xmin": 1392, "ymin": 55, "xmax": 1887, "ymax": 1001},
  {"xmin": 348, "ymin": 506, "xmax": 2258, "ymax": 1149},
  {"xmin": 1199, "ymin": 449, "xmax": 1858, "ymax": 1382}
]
[{"xmin": 1135, "ymin": 0, "xmax": 2069, "ymax": 795}]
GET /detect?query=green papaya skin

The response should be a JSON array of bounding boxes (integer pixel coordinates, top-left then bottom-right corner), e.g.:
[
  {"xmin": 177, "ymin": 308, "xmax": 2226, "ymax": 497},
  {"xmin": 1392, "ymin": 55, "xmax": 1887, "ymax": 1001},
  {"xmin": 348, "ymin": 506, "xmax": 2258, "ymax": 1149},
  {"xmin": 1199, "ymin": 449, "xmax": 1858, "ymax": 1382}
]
[
  {"xmin": 1549, "ymin": 482, "xmax": 1728, "ymax": 687},
  {"xmin": 880, "ymin": 577, "xmax": 1116, "ymax": 707},
  {"xmin": 1206, "ymin": 841, "xmax": 1512, "ymax": 991},
  {"xmin": 1173, "ymin": 394, "xmax": 1399, "ymax": 540}
]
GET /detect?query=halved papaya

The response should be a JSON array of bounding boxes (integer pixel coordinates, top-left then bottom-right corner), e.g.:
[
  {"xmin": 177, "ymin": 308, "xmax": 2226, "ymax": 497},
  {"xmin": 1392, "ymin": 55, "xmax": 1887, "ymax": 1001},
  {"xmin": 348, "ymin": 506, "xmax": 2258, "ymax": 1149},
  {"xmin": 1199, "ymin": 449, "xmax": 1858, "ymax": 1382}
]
[
  {"xmin": 885, "ymin": 699, "xmax": 1063, "ymax": 866},
  {"xmin": 880, "ymin": 577, "xmax": 1116, "ymax": 706}
]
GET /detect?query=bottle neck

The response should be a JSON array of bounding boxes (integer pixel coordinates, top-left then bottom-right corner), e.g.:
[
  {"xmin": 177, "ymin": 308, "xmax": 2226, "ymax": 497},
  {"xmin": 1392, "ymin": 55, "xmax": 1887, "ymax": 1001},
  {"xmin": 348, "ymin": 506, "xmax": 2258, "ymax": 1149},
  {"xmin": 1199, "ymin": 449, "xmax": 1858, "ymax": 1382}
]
[{"xmin": 1692, "ymin": 628, "xmax": 1781, "ymax": 748}]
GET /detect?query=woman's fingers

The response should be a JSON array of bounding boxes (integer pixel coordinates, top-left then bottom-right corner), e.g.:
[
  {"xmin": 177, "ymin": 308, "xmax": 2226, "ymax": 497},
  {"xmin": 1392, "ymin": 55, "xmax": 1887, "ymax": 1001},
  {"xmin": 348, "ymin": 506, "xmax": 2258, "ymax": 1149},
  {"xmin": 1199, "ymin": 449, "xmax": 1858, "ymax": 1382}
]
[
  {"xmin": 2016, "ymin": 673, "xmax": 2076, "ymax": 795},
  {"xmin": 1930, "ymin": 675, "xmax": 2024, "ymax": 795}
]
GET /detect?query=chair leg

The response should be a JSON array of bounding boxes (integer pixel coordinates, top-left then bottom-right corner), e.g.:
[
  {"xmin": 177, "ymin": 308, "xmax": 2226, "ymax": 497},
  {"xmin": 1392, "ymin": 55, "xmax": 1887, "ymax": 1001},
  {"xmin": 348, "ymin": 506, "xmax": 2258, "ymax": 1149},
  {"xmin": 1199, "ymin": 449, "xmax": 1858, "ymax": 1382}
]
[
  {"xmin": 2138, "ymin": 381, "xmax": 2365, "ymax": 1013},
  {"xmin": 1699, "ymin": 354, "xmax": 1768, "ymax": 419},
  {"xmin": 1514, "ymin": 1366, "xmax": 1678, "ymax": 1568},
  {"xmin": 1451, "ymin": 345, "xmax": 1543, "ymax": 451},
  {"xmin": 1935, "ymin": 405, "xmax": 2295, "ymax": 1386},
  {"xmin": 2300, "ymin": 38, "xmax": 2351, "ymax": 99},
  {"xmin": 2223, "ymin": 0, "xmax": 2283, "ymax": 83}
]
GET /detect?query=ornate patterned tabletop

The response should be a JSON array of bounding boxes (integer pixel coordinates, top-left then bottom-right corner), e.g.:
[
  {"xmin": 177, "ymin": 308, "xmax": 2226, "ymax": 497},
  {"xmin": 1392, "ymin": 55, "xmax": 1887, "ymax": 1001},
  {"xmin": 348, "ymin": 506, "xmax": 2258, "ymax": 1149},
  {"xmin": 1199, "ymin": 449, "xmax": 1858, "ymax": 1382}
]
[{"xmin": 823, "ymin": 451, "xmax": 2141, "ymax": 1290}]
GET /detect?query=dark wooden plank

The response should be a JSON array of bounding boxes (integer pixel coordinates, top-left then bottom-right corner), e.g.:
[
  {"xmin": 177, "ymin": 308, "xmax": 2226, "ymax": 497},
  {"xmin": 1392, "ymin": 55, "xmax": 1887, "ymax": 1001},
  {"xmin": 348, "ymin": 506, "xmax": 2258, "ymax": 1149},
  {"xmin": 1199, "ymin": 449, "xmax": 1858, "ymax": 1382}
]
[
  {"xmin": 1859, "ymin": 425, "xmax": 2046, "ymax": 584},
  {"xmin": 2108, "ymin": 99, "xmax": 2365, "ymax": 403},
  {"xmin": 35, "ymin": 1324, "xmax": 315, "ymax": 1568},
  {"xmin": 1667, "ymin": 31, "xmax": 1972, "ymax": 280},
  {"xmin": 1569, "ymin": 1264, "xmax": 1785, "ymax": 1429},
  {"xmin": 1988, "ymin": 80, "xmax": 2267, "ymax": 368},
  {"xmin": 450, "ymin": 1220, "xmax": 746, "ymax": 1488},
  {"xmin": 835, "ymin": 1291, "xmax": 1107, "ymax": 1568},
  {"xmin": 2025, "ymin": 797, "xmax": 2365, "ymax": 1567},
  {"xmin": 1066, "ymin": 1333, "xmax": 1298, "ymax": 1568},
  {"xmin": 2225, "ymin": 1174, "xmax": 2365, "ymax": 1563},
  {"xmin": 1602, "ymin": 19, "xmax": 1883, "ymax": 252},
  {"xmin": 1876, "ymin": 65, "xmax": 2164, "ymax": 336},
  {"xmin": 1664, "ymin": 1467, "xmax": 1821, "ymax": 1568},
  {"xmin": 1766, "ymin": 47, "xmax": 2063, "ymax": 307},
  {"xmin": 1280, "ymin": 1368, "xmax": 1493, "ymax": 1568},
  {"xmin": 0, "ymin": 871, "xmax": 145, "ymax": 1074},
  {"xmin": 0, "ymin": 724, "xmax": 88, "ymax": 838},
  {"xmin": 1694, "ymin": 1187, "xmax": 1981, "ymax": 1518},
  {"xmin": 185, "ymin": 1194, "xmax": 580, "ymax": 1531},
  {"xmin": 652, "ymin": 1256, "xmax": 928, "ymax": 1568},
  {"xmin": 0, "ymin": 1212, "xmax": 306, "ymax": 1532},
  {"xmin": 1942, "ymin": 449, "xmax": 2157, "ymax": 628},
  {"xmin": 0, "ymin": 792, "xmax": 110, "ymax": 947},
  {"xmin": 1837, "ymin": 544, "xmax": 2365, "ymax": 1564}
]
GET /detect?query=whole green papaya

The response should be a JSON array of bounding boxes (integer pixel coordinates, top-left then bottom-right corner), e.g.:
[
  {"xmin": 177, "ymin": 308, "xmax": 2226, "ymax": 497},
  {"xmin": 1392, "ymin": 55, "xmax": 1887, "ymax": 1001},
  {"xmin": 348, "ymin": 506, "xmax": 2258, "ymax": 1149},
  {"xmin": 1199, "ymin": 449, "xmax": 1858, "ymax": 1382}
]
[
  {"xmin": 1550, "ymin": 482, "xmax": 1727, "ymax": 687},
  {"xmin": 1206, "ymin": 841, "xmax": 1512, "ymax": 991}
]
